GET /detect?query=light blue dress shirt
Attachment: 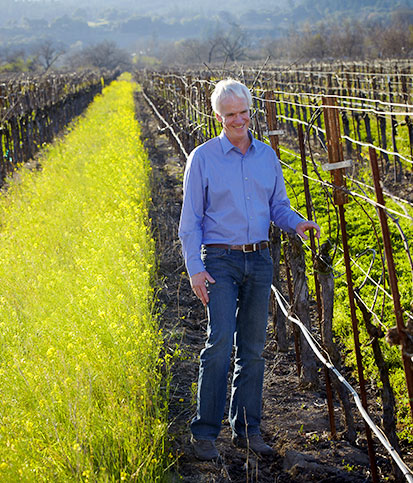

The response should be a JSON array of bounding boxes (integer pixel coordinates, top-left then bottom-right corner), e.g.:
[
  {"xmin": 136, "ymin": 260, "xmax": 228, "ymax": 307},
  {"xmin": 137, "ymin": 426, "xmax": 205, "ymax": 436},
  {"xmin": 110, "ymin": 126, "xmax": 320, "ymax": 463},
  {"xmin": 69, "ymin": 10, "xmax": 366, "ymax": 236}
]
[{"xmin": 178, "ymin": 131, "xmax": 304, "ymax": 277}]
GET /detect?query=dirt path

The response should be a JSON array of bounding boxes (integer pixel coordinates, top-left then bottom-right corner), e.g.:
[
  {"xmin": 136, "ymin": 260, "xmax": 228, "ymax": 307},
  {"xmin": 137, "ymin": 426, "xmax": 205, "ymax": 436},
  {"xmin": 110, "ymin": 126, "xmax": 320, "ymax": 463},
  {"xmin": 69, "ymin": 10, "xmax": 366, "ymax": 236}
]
[{"xmin": 134, "ymin": 91, "xmax": 399, "ymax": 482}]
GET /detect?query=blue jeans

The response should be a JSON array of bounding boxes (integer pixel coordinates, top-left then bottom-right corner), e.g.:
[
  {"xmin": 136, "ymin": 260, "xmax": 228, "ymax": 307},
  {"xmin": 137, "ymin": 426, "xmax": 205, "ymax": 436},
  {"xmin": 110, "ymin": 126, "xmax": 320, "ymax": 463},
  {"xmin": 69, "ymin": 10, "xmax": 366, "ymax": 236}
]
[{"xmin": 190, "ymin": 246, "xmax": 273, "ymax": 440}]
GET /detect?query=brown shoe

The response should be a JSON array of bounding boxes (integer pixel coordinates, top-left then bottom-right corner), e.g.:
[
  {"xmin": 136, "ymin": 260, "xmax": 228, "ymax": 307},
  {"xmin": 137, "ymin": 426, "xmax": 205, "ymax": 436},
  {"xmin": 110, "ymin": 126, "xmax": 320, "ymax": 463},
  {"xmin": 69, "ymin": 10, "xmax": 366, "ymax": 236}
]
[
  {"xmin": 191, "ymin": 436, "xmax": 219, "ymax": 460},
  {"xmin": 232, "ymin": 434, "xmax": 274, "ymax": 456}
]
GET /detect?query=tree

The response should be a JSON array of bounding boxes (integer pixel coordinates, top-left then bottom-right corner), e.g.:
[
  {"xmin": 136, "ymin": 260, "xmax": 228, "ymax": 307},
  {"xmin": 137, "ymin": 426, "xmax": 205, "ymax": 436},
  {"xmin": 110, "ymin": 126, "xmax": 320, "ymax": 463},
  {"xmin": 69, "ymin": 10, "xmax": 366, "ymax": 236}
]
[
  {"xmin": 328, "ymin": 20, "xmax": 365, "ymax": 59},
  {"xmin": 35, "ymin": 39, "xmax": 66, "ymax": 73},
  {"xmin": 76, "ymin": 41, "xmax": 131, "ymax": 71},
  {"xmin": 297, "ymin": 22, "xmax": 330, "ymax": 60},
  {"xmin": 207, "ymin": 27, "xmax": 249, "ymax": 63},
  {"xmin": 220, "ymin": 28, "xmax": 249, "ymax": 62},
  {"xmin": 0, "ymin": 47, "xmax": 38, "ymax": 74}
]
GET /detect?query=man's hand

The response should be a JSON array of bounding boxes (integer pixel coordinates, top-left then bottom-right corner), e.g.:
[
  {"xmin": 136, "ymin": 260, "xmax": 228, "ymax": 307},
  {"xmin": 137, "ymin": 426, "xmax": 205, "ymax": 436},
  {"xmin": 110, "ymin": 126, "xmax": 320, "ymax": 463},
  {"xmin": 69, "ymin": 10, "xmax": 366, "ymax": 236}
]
[
  {"xmin": 190, "ymin": 270, "xmax": 216, "ymax": 306},
  {"xmin": 296, "ymin": 220, "xmax": 321, "ymax": 240}
]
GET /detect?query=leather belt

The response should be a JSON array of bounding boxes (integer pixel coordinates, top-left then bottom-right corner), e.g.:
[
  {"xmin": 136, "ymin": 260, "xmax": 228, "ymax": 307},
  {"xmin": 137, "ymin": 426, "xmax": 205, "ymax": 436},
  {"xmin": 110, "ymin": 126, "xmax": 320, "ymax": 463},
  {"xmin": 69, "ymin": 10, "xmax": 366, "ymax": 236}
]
[{"xmin": 205, "ymin": 241, "xmax": 269, "ymax": 253}]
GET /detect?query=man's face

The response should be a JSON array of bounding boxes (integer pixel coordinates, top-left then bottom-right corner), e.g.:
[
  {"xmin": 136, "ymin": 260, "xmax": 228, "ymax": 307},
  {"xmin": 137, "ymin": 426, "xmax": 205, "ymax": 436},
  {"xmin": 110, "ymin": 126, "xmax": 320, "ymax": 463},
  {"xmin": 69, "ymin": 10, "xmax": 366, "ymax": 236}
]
[{"xmin": 215, "ymin": 95, "xmax": 250, "ymax": 143}]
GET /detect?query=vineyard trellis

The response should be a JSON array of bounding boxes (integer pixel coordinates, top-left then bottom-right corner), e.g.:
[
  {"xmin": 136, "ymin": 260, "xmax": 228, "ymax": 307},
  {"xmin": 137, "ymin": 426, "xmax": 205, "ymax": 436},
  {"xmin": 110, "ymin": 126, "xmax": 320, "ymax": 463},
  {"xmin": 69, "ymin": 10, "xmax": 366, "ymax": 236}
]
[
  {"xmin": 0, "ymin": 70, "xmax": 118, "ymax": 184},
  {"xmin": 136, "ymin": 61, "xmax": 413, "ymax": 481}
]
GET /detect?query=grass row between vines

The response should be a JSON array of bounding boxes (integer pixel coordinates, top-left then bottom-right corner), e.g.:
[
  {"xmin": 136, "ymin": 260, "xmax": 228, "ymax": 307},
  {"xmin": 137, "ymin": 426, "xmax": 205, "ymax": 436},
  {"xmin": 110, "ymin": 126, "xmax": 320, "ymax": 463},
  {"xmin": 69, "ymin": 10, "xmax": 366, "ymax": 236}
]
[{"xmin": 0, "ymin": 74, "xmax": 171, "ymax": 481}]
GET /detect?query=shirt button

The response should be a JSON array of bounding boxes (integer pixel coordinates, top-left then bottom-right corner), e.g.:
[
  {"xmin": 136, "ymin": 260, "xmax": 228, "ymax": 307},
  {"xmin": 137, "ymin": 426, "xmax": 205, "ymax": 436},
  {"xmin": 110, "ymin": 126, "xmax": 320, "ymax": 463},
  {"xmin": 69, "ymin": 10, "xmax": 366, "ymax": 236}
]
[
  {"xmin": 247, "ymin": 196, "xmax": 250, "ymax": 200},
  {"xmin": 245, "ymin": 177, "xmax": 248, "ymax": 180}
]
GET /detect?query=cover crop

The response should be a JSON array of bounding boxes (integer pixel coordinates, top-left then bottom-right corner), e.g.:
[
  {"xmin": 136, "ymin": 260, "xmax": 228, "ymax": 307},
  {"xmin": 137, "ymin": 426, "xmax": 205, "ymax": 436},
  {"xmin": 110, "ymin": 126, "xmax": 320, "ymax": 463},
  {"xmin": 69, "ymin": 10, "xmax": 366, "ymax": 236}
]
[{"xmin": 0, "ymin": 74, "xmax": 169, "ymax": 481}]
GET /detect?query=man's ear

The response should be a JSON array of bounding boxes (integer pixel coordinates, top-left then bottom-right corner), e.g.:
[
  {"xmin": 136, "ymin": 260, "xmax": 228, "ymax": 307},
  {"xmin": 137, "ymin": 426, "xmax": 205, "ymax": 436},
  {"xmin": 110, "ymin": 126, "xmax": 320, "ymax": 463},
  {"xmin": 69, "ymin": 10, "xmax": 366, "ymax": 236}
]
[{"xmin": 215, "ymin": 112, "xmax": 223, "ymax": 123}]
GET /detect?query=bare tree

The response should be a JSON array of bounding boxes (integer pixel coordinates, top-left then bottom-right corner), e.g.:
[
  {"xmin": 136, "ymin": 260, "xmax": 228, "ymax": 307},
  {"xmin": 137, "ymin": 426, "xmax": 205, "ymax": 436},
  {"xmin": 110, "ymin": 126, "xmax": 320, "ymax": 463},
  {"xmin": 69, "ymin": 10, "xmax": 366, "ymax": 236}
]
[
  {"xmin": 330, "ymin": 20, "xmax": 365, "ymax": 59},
  {"xmin": 35, "ymin": 39, "xmax": 66, "ymax": 73},
  {"xmin": 220, "ymin": 28, "xmax": 249, "ymax": 61},
  {"xmin": 75, "ymin": 41, "xmax": 131, "ymax": 71},
  {"xmin": 207, "ymin": 35, "xmax": 222, "ymax": 63},
  {"xmin": 298, "ymin": 23, "xmax": 330, "ymax": 60},
  {"xmin": 207, "ymin": 27, "xmax": 249, "ymax": 62}
]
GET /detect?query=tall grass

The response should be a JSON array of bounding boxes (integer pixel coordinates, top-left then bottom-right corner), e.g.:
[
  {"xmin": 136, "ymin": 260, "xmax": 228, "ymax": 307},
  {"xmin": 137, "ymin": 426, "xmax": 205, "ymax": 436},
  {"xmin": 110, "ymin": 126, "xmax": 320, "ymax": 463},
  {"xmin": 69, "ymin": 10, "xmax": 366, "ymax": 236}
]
[{"xmin": 0, "ymin": 74, "xmax": 170, "ymax": 481}]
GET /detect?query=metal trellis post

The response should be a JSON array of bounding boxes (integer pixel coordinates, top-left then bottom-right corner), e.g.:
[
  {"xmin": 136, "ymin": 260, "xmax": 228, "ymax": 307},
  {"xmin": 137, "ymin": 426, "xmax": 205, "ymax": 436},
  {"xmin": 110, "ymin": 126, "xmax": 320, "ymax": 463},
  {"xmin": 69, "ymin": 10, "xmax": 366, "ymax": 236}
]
[{"xmin": 369, "ymin": 146, "xmax": 413, "ymax": 422}]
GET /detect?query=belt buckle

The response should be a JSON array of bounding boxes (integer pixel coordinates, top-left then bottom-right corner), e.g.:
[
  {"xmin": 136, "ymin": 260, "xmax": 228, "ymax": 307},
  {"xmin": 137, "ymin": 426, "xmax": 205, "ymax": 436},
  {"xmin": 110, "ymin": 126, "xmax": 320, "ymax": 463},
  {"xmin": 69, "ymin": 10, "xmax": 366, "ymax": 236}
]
[{"xmin": 242, "ymin": 243, "xmax": 256, "ymax": 253}]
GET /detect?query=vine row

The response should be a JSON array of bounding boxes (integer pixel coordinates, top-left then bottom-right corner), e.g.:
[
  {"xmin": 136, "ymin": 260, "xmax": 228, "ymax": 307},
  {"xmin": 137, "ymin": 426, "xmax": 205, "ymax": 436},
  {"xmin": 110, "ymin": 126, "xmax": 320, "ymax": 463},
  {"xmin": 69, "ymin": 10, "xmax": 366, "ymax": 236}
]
[{"xmin": 0, "ymin": 71, "xmax": 118, "ymax": 184}]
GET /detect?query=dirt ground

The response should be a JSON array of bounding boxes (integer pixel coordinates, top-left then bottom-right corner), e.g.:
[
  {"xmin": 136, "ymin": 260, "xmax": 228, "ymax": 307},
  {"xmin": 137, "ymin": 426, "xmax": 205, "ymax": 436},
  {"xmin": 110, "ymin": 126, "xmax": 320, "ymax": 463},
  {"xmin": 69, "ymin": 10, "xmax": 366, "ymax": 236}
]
[{"xmin": 134, "ymin": 91, "xmax": 411, "ymax": 482}]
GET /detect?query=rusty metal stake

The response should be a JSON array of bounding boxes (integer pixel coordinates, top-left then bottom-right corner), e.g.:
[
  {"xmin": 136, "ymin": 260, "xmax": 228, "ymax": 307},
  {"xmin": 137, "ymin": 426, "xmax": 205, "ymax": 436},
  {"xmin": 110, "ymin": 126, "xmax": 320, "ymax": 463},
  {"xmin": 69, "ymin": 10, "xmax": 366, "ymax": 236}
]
[
  {"xmin": 369, "ymin": 146, "xmax": 413, "ymax": 421},
  {"xmin": 323, "ymin": 97, "xmax": 379, "ymax": 483},
  {"xmin": 298, "ymin": 124, "xmax": 337, "ymax": 439},
  {"xmin": 339, "ymin": 205, "xmax": 379, "ymax": 483}
]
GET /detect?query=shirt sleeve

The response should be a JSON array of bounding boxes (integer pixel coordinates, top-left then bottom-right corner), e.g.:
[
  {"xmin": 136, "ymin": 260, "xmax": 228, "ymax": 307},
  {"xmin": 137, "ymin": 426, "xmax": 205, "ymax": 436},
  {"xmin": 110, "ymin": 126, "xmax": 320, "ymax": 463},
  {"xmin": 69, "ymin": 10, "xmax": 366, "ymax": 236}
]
[
  {"xmin": 178, "ymin": 150, "xmax": 206, "ymax": 277},
  {"xmin": 269, "ymin": 155, "xmax": 304, "ymax": 232}
]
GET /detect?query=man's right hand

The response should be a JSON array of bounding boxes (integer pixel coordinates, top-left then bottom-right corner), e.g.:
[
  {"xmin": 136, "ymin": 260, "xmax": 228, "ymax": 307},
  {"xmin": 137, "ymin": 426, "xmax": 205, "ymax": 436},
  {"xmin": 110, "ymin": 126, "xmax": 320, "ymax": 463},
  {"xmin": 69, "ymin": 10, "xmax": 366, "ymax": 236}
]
[{"xmin": 190, "ymin": 270, "xmax": 216, "ymax": 307}]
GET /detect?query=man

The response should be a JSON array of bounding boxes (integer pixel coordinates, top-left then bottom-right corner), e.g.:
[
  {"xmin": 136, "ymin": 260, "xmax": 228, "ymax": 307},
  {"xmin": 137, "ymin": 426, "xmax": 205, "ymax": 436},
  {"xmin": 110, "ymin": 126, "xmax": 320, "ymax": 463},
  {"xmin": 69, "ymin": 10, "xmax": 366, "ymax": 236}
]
[{"xmin": 178, "ymin": 79, "xmax": 320, "ymax": 461}]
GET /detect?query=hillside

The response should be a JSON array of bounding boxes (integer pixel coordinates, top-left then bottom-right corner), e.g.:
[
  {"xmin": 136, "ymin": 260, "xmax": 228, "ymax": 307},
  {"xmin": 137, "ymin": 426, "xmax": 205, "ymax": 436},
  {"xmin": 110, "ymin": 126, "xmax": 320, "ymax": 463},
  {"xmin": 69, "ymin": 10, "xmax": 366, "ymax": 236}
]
[{"xmin": 0, "ymin": 0, "xmax": 411, "ymax": 51}]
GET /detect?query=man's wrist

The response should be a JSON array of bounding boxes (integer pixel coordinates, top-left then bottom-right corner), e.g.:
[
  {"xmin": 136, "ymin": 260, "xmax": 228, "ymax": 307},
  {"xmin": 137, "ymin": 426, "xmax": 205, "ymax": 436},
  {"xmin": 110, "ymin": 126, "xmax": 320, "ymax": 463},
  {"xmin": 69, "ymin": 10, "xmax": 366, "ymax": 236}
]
[{"xmin": 187, "ymin": 261, "xmax": 205, "ymax": 278}]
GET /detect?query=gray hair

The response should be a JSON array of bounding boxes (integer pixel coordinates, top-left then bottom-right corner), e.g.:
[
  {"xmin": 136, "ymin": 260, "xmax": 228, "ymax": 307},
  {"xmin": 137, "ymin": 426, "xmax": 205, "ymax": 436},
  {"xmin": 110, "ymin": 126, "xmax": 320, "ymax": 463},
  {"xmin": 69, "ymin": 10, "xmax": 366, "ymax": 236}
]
[{"xmin": 210, "ymin": 79, "xmax": 252, "ymax": 115}]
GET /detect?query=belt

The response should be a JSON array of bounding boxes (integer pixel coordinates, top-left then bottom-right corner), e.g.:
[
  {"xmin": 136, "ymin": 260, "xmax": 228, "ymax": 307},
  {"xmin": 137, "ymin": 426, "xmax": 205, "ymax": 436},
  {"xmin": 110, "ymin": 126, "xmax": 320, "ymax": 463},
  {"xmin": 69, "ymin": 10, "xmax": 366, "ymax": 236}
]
[{"xmin": 205, "ymin": 241, "xmax": 269, "ymax": 253}]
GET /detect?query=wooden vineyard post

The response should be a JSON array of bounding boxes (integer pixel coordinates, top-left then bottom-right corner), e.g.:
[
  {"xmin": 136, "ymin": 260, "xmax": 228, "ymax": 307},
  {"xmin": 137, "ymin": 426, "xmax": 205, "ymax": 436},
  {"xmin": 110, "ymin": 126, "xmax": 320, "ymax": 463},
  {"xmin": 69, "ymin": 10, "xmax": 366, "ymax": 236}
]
[
  {"xmin": 286, "ymin": 232, "xmax": 319, "ymax": 388},
  {"xmin": 323, "ymin": 97, "xmax": 379, "ymax": 483},
  {"xmin": 369, "ymin": 147, "xmax": 413, "ymax": 422},
  {"xmin": 388, "ymin": 77, "xmax": 402, "ymax": 182},
  {"xmin": 401, "ymin": 72, "xmax": 413, "ymax": 166},
  {"xmin": 269, "ymin": 224, "xmax": 288, "ymax": 351},
  {"xmin": 264, "ymin": 91, "xmax": 281, "ymax": 158}
]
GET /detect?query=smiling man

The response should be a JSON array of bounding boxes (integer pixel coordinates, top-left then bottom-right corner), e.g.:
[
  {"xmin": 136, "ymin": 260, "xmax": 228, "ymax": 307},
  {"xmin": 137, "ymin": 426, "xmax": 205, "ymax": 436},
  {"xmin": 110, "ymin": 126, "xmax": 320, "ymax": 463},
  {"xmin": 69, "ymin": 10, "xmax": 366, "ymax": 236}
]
[{"xmin": 178, "ymin": 79, "xmax": 320, "ymax": 461}]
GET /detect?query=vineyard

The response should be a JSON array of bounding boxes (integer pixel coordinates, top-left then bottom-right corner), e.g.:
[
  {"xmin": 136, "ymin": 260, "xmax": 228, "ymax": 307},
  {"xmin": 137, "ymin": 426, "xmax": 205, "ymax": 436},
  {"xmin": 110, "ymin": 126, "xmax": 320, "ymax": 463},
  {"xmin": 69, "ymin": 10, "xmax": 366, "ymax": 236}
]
[
  {"xmin": 0, "ymin": 60, "xmax": 413, "ymax": 482},
  {"xmin": 137, "ymin": 60, "xmax": 413, "ymax": 481}
]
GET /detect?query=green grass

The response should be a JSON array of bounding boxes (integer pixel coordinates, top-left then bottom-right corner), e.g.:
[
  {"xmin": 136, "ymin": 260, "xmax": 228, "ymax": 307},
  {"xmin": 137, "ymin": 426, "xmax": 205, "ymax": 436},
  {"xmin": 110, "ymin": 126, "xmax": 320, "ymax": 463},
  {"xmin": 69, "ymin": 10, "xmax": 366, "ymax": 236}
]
[
  {"xmin": 0, "ymin": 74, "xmax": 171, "ymax": 481},
  {"xmin": 279, "ymin": 140, "xmax": 413, "ymax": 441}
]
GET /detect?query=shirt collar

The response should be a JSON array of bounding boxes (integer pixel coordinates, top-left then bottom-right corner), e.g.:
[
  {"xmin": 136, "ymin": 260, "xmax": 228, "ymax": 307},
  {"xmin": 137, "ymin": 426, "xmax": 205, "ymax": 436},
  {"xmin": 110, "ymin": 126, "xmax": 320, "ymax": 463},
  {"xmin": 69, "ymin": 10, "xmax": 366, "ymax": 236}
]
[{"xmin": 219, "ymin": 131, "xmax": 256, "ymax": 155}]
